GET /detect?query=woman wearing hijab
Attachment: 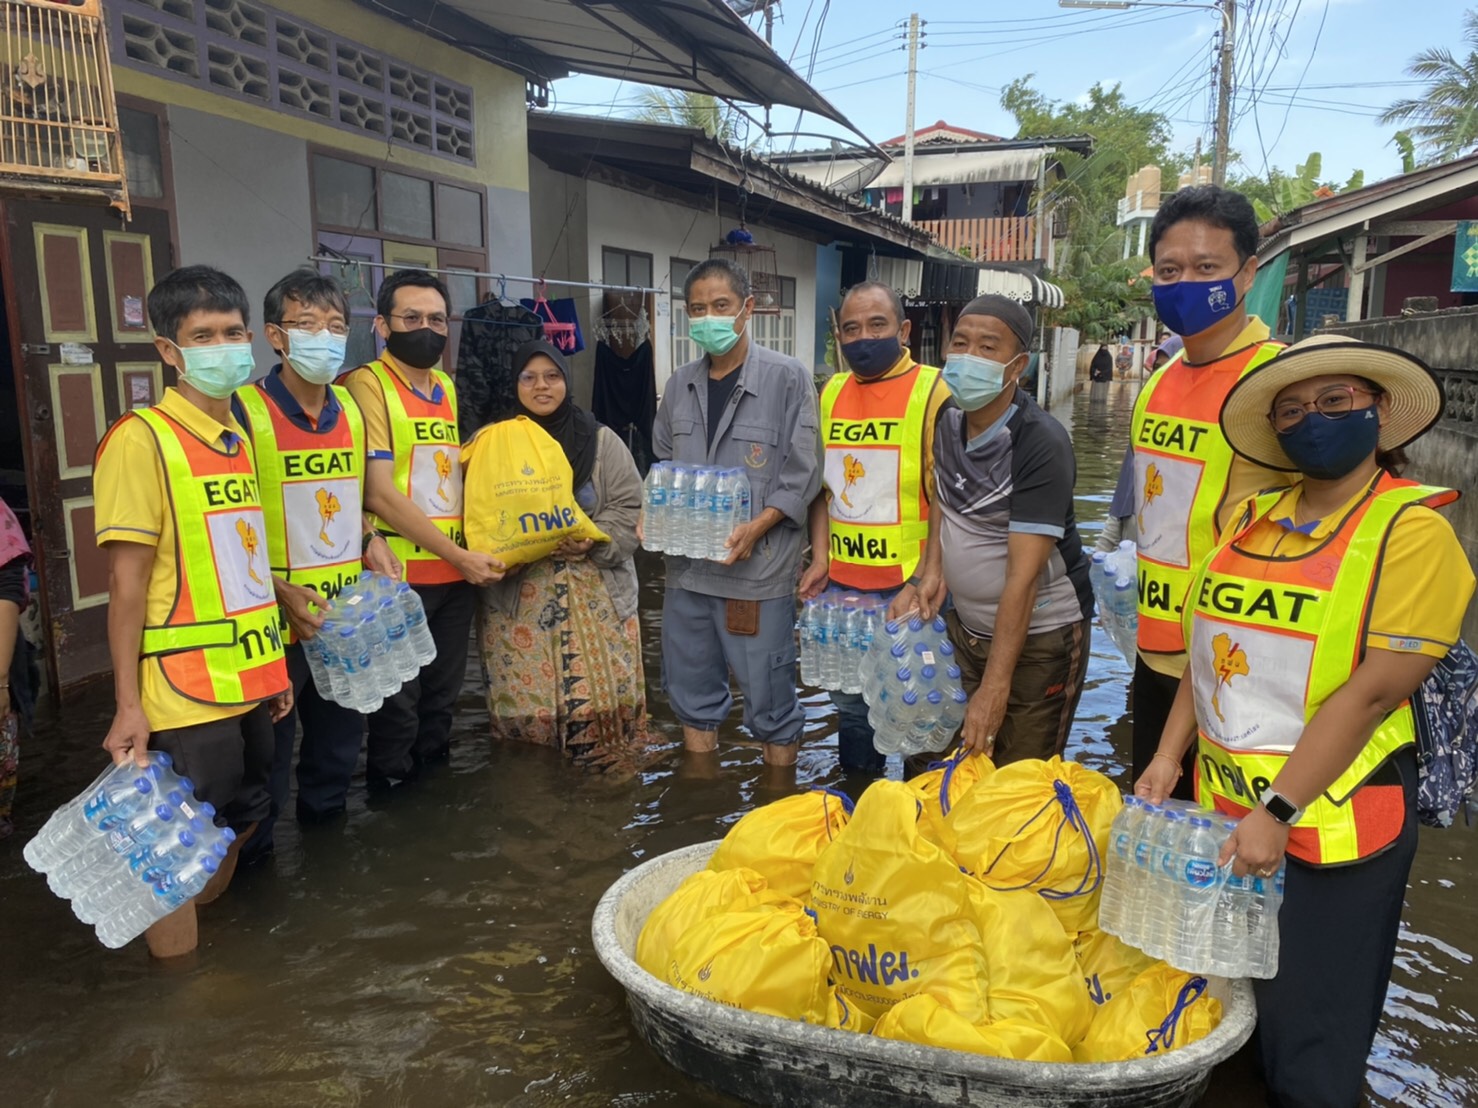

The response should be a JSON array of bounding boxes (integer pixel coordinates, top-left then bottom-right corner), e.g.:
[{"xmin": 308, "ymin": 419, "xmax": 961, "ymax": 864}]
[
  {"xmin": 1135, "ymin": 335, "xmax": 1474, "ymax": 1106},
  {"xmin": 465, "ymin": 341, "xmax": 651, "ymax": 774}
]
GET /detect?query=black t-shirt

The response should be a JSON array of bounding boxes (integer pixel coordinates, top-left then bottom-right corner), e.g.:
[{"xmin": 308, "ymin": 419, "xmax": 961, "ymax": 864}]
[{"xmin": 707, "ymin": 369, "xmax": 741, "ymax": 444}]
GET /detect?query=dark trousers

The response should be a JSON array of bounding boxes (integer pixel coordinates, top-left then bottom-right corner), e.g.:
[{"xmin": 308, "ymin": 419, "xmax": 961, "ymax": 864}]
[
  {"xmin": 1131, "ymin": 654, "xmax": 1196, "ymax": 800},
  {"xmin": 367, "ymin": 580, "xmax": 474, "ymax": 783},
  {"xmin": 1254, "ymin": 749, "xmax": 1419, "ymax": 1108}
]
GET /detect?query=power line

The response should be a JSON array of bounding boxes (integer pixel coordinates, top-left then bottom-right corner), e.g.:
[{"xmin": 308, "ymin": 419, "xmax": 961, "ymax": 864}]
[{"xmin": 1267, "ymin": 0, "xmax": 1331, "ymax": 152}]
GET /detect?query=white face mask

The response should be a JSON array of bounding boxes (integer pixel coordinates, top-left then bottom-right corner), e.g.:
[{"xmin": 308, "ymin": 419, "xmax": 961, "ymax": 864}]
[{"xmin": 284, "ymin": 328, "xmax": 347, "ymax": 385}]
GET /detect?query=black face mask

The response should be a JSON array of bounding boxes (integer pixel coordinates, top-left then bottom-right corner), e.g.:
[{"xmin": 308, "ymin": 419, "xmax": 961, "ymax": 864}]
[{"xmin": 385, "ymin": 327, "xmax": 447, "ymax": 370}]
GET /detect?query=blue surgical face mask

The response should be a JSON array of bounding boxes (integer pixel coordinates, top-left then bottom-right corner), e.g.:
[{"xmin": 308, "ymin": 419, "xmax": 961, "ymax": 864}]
[
  {"xmin": 1151, "ymin": 262, "xmax": 1247, "ymax": 338},
  {"xmin": 942, "ymin": 352, "xmax": 1014, "ymax": 411},
  {"xmin": 174, "ymin": 341, "xmax": 255, "ymax": 399},
  {"xmin": 285, "ymin": 328, "xmax": 347, "ymax": 385},
  {"xmin": 1277, "ymin": 407, "xmax": 1381, "ymax": 479}
]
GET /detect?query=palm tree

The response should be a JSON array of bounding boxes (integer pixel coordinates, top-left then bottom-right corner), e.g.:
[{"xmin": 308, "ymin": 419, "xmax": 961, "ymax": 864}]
[
  {"xmin": 1379, "ymin": 9, "xmax": 1478, "ymax": 165},
  {"xmin": 634, "ymin": 89, "xmax": 742, "ymax": 146}
]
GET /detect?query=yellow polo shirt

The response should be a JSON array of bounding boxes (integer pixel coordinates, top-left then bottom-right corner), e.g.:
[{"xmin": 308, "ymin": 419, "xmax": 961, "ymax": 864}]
[
  {"xmin": 1235, "ymin": 481, "xmax": 1474, "ymax": 658},
  {"xmin": 340, "ymin": 351, "xmax": 448, "ymax": 461},
  {"xmin": 94, "ymin": 388, "xmax": 253, "ymax": 730}
]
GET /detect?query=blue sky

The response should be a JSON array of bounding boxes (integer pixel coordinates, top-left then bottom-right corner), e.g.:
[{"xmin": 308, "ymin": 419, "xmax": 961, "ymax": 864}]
[{"xmin": 548, "ymin": 0, "xmax": 1472, "ymax": 188}]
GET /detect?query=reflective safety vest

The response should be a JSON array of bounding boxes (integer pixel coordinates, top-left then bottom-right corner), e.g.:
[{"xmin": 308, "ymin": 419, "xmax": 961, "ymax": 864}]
[
  {"xmin": 1185, "ymin": 473, "xmax": 1459, "ymax": 865},
  {"xmin": 1131, "ymin": 340, "xmax": 1283, "ymax": 658},
  {"xmin": 819, "ymin": 362, "xmax": 939, "ymax": 591},
  {"xmin": 362, "ymin": 360, "xmax": 464, "ymax": 586},
  {"xmin": 235, "ymin": 384, "xmax": 366, "ymax": 642},
  {"xmin": 130, "ymin": 408, "xmax": 289, "ymax": 707}
]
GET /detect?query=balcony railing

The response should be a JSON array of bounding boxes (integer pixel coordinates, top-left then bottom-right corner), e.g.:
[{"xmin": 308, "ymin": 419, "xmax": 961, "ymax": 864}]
[
  {"xmin": 1117, "ymin": 190, "xmax": 1160, "ymax": 225},
  {"xmin": 914, "ymin": 216, "xmax": 1038, "ymax": 262},
  {"xmin": 0, "ymin": 0, "xmax": 128, "ymax": 212}
]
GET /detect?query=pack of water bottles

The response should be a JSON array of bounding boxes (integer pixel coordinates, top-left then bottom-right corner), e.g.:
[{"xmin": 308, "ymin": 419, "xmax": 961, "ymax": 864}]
[
  {"xmin": 302, "ymin": 572, "xmax": 437, "ymax": 714},
  {"xmin": 642, "ymin": 461, "xmax": 752, "ymax": 561},
  {"xmin": 859, "ymin": 613, "xmax": 969, "ymax": 758},
  {"xmin": 1091, "ymin": 540, "xmax": 1138, "ymax": 665},
  {"xmin": 1098, "ymin": 795, "xmax": 1286, "ymax": 979},
  {"xmin": 797, "ymin": 589, "xmax": 885, "ymax": 694},
  {"xmin": 23, "ymin": 751, "xmax": 236, "ymax": 949}
]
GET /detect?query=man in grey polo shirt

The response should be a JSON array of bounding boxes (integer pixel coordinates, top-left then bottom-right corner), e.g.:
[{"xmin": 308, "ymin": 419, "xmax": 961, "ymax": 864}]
[
  {"xmin": 653, "ymin": 259, "xmax": 821, "ymax": 766},
  {"xmin": 890, "ymin": 295, "xmax": 1093, "ymax": 769}
]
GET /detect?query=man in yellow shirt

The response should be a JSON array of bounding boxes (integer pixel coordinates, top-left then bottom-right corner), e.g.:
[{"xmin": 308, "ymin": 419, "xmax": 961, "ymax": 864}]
[
  {"xmin": 802, "ymin": 281, "xmax": 947, "ymax": 776},
  {"xmin": 95, "ymin": 265, "xmax": 292, "ymax": 958},
  {"xmin": 340, "ymin": 269, "xmax": 502, "ymax": 791},
  {"xmin": 1127, "ymin": 185, "xmax": 1289, "ymax": 796}
]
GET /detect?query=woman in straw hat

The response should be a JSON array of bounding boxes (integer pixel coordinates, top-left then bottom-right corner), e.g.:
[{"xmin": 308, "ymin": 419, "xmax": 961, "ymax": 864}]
[{"xmin": 1135, "ymin": 335, "xmax": 1475, "ymax": 1106}]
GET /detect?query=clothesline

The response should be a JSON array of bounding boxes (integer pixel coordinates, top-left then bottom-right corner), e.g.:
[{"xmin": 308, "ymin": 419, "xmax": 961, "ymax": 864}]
[{"xmin": 307, "ymin": 253, "xmax": 666, "ymax": 296}]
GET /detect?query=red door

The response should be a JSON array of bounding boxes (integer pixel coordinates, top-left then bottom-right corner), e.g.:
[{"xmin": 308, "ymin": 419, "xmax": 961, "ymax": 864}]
[{"xmin": 1, "ymin": 200, "xmax": 173, "ymax": 698}]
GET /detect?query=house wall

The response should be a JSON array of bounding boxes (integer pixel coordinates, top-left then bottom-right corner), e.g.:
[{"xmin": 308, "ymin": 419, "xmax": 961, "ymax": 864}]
[{"xmin": 1377, "ymin": 196, "xmax": 1478, "ymax": 317}]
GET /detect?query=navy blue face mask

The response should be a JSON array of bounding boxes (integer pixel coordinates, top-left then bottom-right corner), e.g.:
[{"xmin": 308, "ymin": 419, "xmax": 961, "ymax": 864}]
[
  {"xmin": 841, "ymin": 336, "xmax": 903, "ymax": 378},
  {"xmin": 1277, "ymin": 407, "xmax": 1381, "ymax": 479}
]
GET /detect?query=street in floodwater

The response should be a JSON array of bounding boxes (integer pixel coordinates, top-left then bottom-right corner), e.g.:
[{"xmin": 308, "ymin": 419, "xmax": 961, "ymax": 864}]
[{"xmin": 1, "ymin": 379, "xmax": 1474, "ymax": 1108}]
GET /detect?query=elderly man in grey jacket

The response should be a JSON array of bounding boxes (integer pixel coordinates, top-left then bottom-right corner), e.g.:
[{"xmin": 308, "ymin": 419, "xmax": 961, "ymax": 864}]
[{"xmin": 653, "ymin": 259, "xmax": 821, "ymax": 766}]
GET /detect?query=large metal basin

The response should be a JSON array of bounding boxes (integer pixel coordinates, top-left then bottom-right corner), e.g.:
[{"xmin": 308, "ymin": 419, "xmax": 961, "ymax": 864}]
[{"xmin": 592, "ymin": 841, "xmax": 1257, "ymax": 1108}]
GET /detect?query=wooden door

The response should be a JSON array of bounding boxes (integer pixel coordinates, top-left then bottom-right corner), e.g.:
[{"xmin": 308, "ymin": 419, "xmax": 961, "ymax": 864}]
[{"xmin": 2, "ymin": 200, "xmax": 173, "ymax": 697}]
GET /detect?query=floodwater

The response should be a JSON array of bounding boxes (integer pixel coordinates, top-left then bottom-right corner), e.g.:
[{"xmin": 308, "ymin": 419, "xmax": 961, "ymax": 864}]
[{"xmin": 2, "ymin": 379, "xmax": 1474, "ymax": 1107}]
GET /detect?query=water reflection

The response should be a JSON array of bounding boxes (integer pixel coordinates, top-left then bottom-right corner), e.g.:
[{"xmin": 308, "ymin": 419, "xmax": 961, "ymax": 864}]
[{"xmin": 0, "ymin": 380, "xmax": 1471, "ymax": 1107}]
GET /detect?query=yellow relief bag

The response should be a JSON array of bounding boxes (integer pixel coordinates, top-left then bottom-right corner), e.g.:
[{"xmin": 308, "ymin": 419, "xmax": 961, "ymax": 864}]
[
  {"xmin": 664, "ymin": 902, "xmax": 840, "ymax": 1025},
  {"xmin": 944, "ymin": 756, "xmax": 1122, "ymax": 935},
  {"xmin": 1072, "ymin": 964, "xmax": 1223, "ymax": 1063},
  {"xmin": 810, "ymin": 780, "xmax": 994, "ymax": 1024},
  {"xmin": 1073, "ymin": 927, "xmax": 1156, "ymax": 1009},
  {"xmin": 709, "ymin": 789, "xmax": 853, "ymax": 901},
  {"xmin": 462, "ymin": 416, "xmax": 608, "ymax": 566},
  {"xmin": 636, "ymin": 867, "xmax": 778, "ymax": 977},
  {"xmin": 969, "ymin": 882, "xmax": 1094, "ymax": 1047},
  {"xmin": 908, "ymin": 750, "xmax": 992, "ymax": 848},
  {"xmin": 872, "ymin": 994, "xmax": 1072, "ymax": 1063}
]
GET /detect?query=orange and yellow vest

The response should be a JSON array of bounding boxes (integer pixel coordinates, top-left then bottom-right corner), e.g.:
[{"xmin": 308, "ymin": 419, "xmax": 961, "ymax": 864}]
[
  {"xmin": 127, "ymin": 407, "xmax": 289, "ymax": 707},
  {"xmin": 235, "ymin": 383, "xmax": 366, "ymax": 642},
  {"xmin": 1185, "ymin": 472, "xmax": 1458, "ymax": 865},
  {"xmin": 362, "ymin": 360, "xmax": 464, "ymax": 586},
  {"xmin": 819, "ymin": 363, "xmax": 938, "ymax": 591},
  {"xmin": 1131, "ymin": 341, "xmax": 1282, "ymax": 657}
]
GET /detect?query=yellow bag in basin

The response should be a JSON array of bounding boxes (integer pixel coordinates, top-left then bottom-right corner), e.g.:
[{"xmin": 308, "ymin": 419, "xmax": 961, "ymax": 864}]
[
  {"xmin": 636, "ymin": 867, "xmax": 778, "ymax": 977},
  {"xmin": 1073, "ymin": 926, "xmax": 1156, "ymax": 1009},
  {"xmin": 708, "ymin": 788, "xmax": 852, "ymax": 900},
  {"xmin": 1072, "ymin": 963, "xmax": 1223, "ymax": 1063},
  {"xmin": 462, "ymin": 416, "xmax": 608, "ymax": 566},
  {"xmin": 664, "ymin": 901, "xmax": 839, "ymax": 1026},
  {"xmin": 944, "ymin": 756, "xmax": 1122, "ymax": 934},
  {"xmin": 872, "ymin": 994, "xmax": 1072, "ymax": 1063},
  {"xmin": 908, "ymin": 749, "xmax": 991, "ymax": 848}
]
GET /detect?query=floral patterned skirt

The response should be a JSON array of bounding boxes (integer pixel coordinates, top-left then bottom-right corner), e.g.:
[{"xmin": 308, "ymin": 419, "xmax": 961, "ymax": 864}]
[{"xmin": 478, "ymin": 557, "xmax": 653, "ymax": 775}]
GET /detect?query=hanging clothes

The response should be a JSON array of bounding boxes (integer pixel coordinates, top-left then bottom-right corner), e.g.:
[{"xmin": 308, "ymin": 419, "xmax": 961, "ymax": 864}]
[
  {"xmin": 520, "ymin": 295, "xmax": 586, "ymax": 355},
  {"xmin": 591, "ymin": 339, "xmax": 657, "ymax": 477},
  {"xmin": 455, "ymin": 299, "xmax": 545, "ymax": 437}
]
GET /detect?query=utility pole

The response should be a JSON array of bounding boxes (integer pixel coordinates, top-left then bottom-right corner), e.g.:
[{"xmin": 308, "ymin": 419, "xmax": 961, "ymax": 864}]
[
  {"xmin": 902, "ymin": 12, "xmax": 920, "ymax": 223},
  {"xmin": 1212, "ymin": 0, "xmax": 1236, "ymax": 186}
]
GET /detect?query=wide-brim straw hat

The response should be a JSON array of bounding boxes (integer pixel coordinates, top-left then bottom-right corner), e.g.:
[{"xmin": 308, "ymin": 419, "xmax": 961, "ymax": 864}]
[{"xmin": 1220, "ymin": 334, "xmax": 1445, "ymax": 472}]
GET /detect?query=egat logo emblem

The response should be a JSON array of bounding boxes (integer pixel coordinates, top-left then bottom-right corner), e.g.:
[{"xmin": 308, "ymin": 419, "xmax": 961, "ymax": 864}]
[
  {"xmin": 1209, "ymin": 631, "xmax": 1249, "ymax": 723},
  {"xmin": 314, "ymin": 487, "xmax": 341, "ymax": 545}
]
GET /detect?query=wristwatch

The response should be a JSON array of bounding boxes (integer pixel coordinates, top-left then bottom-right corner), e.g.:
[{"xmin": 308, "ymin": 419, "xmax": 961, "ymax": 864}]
[{"xmin": 1259, "ymin": 787, "xmax": 1304, "ymax": 826}]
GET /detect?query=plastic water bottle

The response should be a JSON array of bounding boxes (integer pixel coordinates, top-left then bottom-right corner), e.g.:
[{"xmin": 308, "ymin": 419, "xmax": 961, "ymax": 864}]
[
  {"xmin": 336, "ymin": 622, "xmax": 383, "ymax": 714},
  {"xmin": 95, "ymin": 853, "xmax": 223, "ymax": 949},
  {"xmin": 706, "ymin": 468, "xmax": 736, "ymax": 561},
  {"xmin": 924, "ymin": 687, "xmax": 968, "ymax": 753},
  {"xmin": 359, "ymin": 611, "xmax": 400, "ymax": 696},
  {"xmin": 643, "ymin": 461, "xmax": 672, "ymax": 552},
  {"xmin": 1168, "ymin": 816, "xmax": 1223, "ymax": 972},
  {"xmin": 1246, "ymin": 865, "xmax": 1285, "ymax": 978},
  {"xmin": 798, "ymin": 598, "xmax": 821, "ymax": 686},
  {"xmin": 688, "ymin": 467, "xmax": 716, "ymax": 559},
  {"xmin": 25, "ymin": 776, "xmax": 157, "ymax": 873},
  {"xmin": 395, "ymin": 581, "xmax": 436, "ymax": 666},
  {"xmin": 732, "ymin": 468, "xmax": 751, "ymax": 528},
  {"xmin": 1208, "ymin": 819, "xmax": 1252, "ymax": 976},
  {"xmin": 667, "ymin": 464, "xmax": 694, "ymax": 554},
  {"xmin": 1098, "ymin": 796, "xmax": 1143, "ymax": 936},
  {"xmin": 1138, "ymin": 809, "xmax": 1185, "ymax": 958},
  {"xmin": 818, "ymin": 601, "xmax": 841, "ymax": 689},
  {"xmin": 845, "ymin": 603, "xmax": 879, "ymax": 696},
  {"xmin": 378, "ymin": 594, "xmax": 419, "ymax": 681}
]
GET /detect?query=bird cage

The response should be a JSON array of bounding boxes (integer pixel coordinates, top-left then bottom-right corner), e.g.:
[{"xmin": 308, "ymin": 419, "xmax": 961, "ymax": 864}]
[{"xmin": 709, "ymin": 236, "xmax": 782, "ymax": 315}]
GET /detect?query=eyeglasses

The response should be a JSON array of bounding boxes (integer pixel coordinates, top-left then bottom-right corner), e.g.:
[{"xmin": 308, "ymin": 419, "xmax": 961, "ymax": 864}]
[
  {"xmin": 275, "ymin": 319, "xmax": 350, "ymax": 336},
  {"xmin": 390, "ymin": 311, "xmax": 450, "ymax": 332},
  {"xmin": 1268, "ymin": 385, "xmax": 1380, "ymax": 433}
]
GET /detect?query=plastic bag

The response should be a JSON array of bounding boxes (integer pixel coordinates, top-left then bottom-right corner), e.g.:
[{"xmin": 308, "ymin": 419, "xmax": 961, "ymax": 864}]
[
  {"xmin": 664, "ymin": 902, "xmax": 841, "ymax": 1026},
  {"xmin": 908, "ymin": 749, "xmax": 991, "ymax": 848},
  {"xmin": 1073, "ymin": 927, "xmax": 1156, "ymax": 1008},
  {"xmin": 462, "ymin": 416, "xmax": 608, "ymax": 565},
  {"xmin": 1072, "ymin": 963, "xmax": 1223, "ymax": 1063},
  {"xmin": 872, "ymin": 994, "xmax": 1072, "ymax": 1063},
  {"xmin": 709, "ymin": 789, "xmax": 852, "ymax": 900},
  {"xmin": 811, "ymin": 780, "xmax": 995, "ymax": 1023},
  {"xmin": 636, "ymin": 866, "xmax": 777, "ymax": 977},
  {"xmin": 970, "ymin": 882, "xmax": 1094, "ymax": 1047},
  {"xmin": 945, "ymin": 757, "xmax": 1122, "ymax": 934}
]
